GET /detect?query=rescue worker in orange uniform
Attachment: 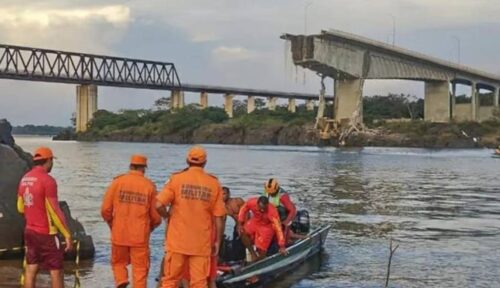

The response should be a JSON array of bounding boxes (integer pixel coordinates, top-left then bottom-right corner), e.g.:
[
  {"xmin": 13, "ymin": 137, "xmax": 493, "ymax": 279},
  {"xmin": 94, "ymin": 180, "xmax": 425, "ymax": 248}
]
[
  {"xmin": 263, "ymin": 179, "xmax": 297, "ymax": 229},
  {"xmin": 181, "ymin": 220, "xmax": 218, "ymax": 288},
  {"xmin": 155, "ymin": 146, "xmax": 225, "ymax": 288},
  {"xmin": 17, "ymin": 147, "xmax": 72, "ymax": 288},
  {"xmin": 101, "ymin": 154, "xmax": 162, "ymax": 288},
  {"xmin": 238, "ymin": 196, "xmax": 288, "ymax": 261},
  {"xmin": 263, "ymin": 178, "xmax": 306, "ymax": 244}
]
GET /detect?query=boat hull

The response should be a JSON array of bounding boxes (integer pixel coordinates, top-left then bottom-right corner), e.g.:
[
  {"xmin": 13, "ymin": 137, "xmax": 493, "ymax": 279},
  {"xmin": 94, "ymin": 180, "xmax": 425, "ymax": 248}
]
[{"xmin": 217, "ymin": 224, "xmax": 331, "ymax": 288}]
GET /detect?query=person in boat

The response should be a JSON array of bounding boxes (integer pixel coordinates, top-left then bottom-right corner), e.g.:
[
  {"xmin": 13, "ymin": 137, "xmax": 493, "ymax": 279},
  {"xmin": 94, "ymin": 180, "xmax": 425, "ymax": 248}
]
[
  {"xmin": 155, "ymin": 146, "xmax": 225, "ymax": 288},
  {"xmin": 238, "ymin": 196, "xmax": 288, "ymax": 262},
  {"xmin": 223, "ymin": 186, "xmax": 245, "ymax": 224},
  {"xmin": 263, "ymin": 178, "xmax": 305, "ymax": 244},
  {"xmin": 495, "ymin": 145, "xmax": 500, "ymax": 155},
  {"xmin": 219, "ymin": 186, "xmax": 246, "ymax": 263},
  {"xmin": 101, "ymin": 154, "xmax": 162, "ymax": 288},
  {"xmin": 17, "ymin": 147, "xmax": 73, "ymax": 288}
]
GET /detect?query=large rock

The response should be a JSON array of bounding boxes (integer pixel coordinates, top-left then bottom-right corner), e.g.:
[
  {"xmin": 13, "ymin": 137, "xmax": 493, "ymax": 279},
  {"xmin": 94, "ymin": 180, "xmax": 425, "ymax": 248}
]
[
  {"xmin": 0, "ymin": 119, "xmax": 94, "ymax": 259},
  {"xmin": 0, "ymin": 143, "xmax": 28, "ymax": 253}
]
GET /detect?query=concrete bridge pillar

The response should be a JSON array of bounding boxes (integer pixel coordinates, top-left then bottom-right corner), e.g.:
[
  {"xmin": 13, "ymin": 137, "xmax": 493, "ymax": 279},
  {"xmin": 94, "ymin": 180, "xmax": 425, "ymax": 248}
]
[
  {"xmin": 495, "ymin": 87, "xmax": 499, "ymax": 107},
  {"xmin": 471, "ymin": 82, "xmax": 478, "ymax": 121},
  {"xmin": 224, "ymin": 94, "xmax": 234, "ymax": 118},
  {"xmin": 305, "ymin": 99, "xmax": 315, "ymax": 111},
  {"xmin": 288, "ymin": 98, "xmax": 296, "ymax": 113},
  {"xmin": 334, "ymin": 79, "xmax": 363, "ymax": 125},
  {"xmin": 450, "ymin": 82, "xmax": 456, "ymax": 119},
  {"xmin": 170, "ymin": 90, "xmax": 184, "ymax": 109},
  {"xmin": 200, "ymin": 92, "xmax": 208, "ymax": 109},
  {"xmin": 424, "ymin": 80, "xmax": 451, "ymax": 122},
  {"xmin": 247, "ymin": 96, "xmax": 256, "ymax": 114},
  {"xmin": 76, "ymin": 84, "xmax": 98, "ymax": 133},
  {"xmin": 267, "ymin": 97, "xmax": 277, "ymax": 111}
]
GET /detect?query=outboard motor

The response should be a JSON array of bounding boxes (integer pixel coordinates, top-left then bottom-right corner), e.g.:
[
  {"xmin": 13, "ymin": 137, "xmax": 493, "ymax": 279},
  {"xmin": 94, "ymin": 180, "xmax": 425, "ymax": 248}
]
[{"xmin": 291, "ymin": 210, "xmax": 310, "ymax": 234}]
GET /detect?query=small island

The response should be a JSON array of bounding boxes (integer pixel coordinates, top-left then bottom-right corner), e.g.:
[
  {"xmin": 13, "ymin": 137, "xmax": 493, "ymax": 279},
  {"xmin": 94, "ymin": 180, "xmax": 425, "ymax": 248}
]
[{"xmin": 53, "ymin": 94, "xmax": 500, "ymax": 148}]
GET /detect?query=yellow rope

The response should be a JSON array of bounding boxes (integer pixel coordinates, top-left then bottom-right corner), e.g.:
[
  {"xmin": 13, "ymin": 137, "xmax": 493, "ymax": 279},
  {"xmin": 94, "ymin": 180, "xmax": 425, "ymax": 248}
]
[
  {"xmin": 17, "ymin": 239, "xmax": 82, "ymax": 287},
  {"xmin": 19, "ymin": 246, "xmax": 27, "ymax": 287},
  {"xmin": 73, "ymin": 240, "xmax": 81, "ymax": 288}
]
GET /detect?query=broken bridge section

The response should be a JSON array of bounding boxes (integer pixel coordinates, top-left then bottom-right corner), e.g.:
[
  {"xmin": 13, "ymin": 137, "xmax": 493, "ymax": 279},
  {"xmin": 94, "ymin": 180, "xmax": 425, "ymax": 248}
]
[{"xmin": 282, "ymin": 30, "xmax": 500, "ymax": 124}]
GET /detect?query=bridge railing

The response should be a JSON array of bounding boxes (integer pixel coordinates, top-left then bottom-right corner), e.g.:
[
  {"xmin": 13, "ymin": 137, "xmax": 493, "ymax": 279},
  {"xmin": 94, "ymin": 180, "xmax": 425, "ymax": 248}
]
[{"xmin": 0, "ymin": 44, "xmax": 181, "ymax": 89}]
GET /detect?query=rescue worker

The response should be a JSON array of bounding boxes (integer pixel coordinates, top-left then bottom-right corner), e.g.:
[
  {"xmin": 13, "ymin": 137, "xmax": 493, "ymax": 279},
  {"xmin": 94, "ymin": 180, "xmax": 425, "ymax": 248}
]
[
  {"xmin": 181, "ymin": 220, "xmax": 218, "ymax": 288},
  {"xmin": 238, "ymin": 196, "xmax": 288, "ymax": 262},
  {"xmin": 17, "ymin": 147, "xmax": 72, "ymax": 288},
  {"xmin": 101, "ymin": 154, "xmax": 162, "ymax": 288},
  {"xmin": 263, "ymin": 178, "xmax": 297, "ymax": 227},
  {"xmin": 222, "ymin": 186, "xmax": 245, "ymax": 224},
  {"xmin": 155, "ymin": 146, "xmax": 225, "ymax": 288}
]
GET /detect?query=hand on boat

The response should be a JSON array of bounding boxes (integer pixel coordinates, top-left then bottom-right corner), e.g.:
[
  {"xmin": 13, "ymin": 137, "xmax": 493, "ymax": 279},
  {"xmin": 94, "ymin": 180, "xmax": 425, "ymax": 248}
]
[{"xmin": 279, "ymin": 247, "xmax": 288, "ymax": 256}]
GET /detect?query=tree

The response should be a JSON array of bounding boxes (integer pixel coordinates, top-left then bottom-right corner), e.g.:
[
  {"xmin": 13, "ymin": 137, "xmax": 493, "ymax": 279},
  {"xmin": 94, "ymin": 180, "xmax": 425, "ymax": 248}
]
[
  {"xmin": 70, "ymin": 112, "xmax": 76, "ymax": 128},
  {"xmin": 233, "ymin": 100, "xmax": 247, "ymax": 117},
  {"xmin": 255, "ymin": 98, "xmax": 266, "ymax": 110},
  {"xmin": 154, "ymin": 97, "xmax": 171, "ymax": 110}
]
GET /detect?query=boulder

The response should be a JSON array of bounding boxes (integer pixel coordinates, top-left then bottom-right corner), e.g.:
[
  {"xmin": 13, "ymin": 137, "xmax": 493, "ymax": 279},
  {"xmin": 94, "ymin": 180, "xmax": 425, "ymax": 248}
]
[{"xmin": 0, "ymin": 119, "xmax": 94, "ymax": 259}]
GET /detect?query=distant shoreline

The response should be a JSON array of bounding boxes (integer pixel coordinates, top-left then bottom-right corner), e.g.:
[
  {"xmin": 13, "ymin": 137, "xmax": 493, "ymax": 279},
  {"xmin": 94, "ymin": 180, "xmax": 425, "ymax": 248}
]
[
  {"xmin": 12, "ymin": 125, "xmax": 70, "ymax": 136},
  {"xmin": 53, "ymin": 121, "xmax": 498, "ymax": 149}
]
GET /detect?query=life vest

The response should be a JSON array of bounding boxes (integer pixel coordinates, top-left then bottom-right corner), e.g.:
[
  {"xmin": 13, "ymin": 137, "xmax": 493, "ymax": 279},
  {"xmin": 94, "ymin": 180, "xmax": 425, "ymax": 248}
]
[{"xmin": 264, "ymin": 188, "xmax": 287, "ymax": 221}]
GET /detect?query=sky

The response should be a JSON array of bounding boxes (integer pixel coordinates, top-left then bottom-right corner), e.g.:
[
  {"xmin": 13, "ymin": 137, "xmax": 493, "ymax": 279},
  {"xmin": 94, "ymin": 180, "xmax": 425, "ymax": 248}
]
[{"xmin": 1, "ymin": 0, "xmax": 500, "ymax": 126}]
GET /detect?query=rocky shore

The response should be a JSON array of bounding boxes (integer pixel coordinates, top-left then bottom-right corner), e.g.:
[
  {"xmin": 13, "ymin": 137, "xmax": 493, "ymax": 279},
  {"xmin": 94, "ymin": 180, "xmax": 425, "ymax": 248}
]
[{"xmin": 56, "ymin": 120, "xmax": 499, "ymax": 149}]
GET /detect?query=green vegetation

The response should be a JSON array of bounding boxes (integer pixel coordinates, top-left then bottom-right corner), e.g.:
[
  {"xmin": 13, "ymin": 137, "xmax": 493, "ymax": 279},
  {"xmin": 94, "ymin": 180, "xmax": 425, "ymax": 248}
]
[
  {"xmin": 363, "ymin": 94, "xmax": 423, "ymax": 125},
  {"xmin": 73, "ymin": 94, "xmax": 499, "ymax": 147},
  {"xmin": 13, "ymin": 125, "xmax": 69, "ymax": 135},
  {"xmin": 84, "ymin": 104, "xmax": 229, "ymax": 138},
  {"xmin": 82, "ymin": 101, "xmax": 318, "ymax": 138}
]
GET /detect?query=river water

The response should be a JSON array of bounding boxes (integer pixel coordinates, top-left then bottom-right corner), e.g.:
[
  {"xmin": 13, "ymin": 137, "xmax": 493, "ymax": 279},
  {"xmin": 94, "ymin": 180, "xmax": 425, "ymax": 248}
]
[{"xmin": 2, "ymin": 136, "xmax": 500, "ymax": 287}]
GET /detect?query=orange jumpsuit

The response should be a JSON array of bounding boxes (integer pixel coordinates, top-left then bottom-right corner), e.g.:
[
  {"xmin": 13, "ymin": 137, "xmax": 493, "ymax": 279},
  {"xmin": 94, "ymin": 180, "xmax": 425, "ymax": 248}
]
[
  {"xmin": 156, "ymin": 166, "xmax": 226, "ymax": 288},
  {"xmin": 101, "ymin": 170, "xmax": 162, "ymax": 288},
  {"xmin": 238, "ymin": 197, "xmax": 285, "ymax": 252}
]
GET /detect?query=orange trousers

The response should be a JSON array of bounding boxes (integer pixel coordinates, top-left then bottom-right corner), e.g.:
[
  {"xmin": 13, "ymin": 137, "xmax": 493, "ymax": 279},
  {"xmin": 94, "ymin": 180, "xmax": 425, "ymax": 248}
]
[
  {"xmin": 111, "ymin": 244, "xmax": 150, "ymax": 288},
  {"xmin": 161, "ymin": 251, "xmax": 209, "ymax": 288}
]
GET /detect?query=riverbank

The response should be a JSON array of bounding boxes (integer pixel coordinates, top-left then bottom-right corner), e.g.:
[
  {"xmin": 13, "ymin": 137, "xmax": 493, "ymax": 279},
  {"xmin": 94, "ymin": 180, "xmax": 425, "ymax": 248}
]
[{"xmin": 54, "ymin": 106, "xmax": 499, "ymax": 148}]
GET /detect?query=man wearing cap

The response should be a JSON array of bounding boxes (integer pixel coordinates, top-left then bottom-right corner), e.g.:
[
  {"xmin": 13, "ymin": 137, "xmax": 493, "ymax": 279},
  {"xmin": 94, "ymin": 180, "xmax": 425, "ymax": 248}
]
[
  {"xmin": 101, "ymin": 154, "xmax": 162, "ymax": 288},
  {"xmin": 155, "ymin": 146, "xmax": 225, "ymax": 288},
  {"xmin": 17, "ymin": 147, "xmax": 72, "ymax": 288}
]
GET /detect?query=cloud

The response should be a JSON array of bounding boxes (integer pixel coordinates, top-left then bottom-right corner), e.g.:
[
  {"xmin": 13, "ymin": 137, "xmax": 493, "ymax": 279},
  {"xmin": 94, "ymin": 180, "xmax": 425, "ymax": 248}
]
[
  {"xmin": 0, "ymin": 4, "xmax": 131, "ymax": 53},
  {"xmin": 212, "ymin": 46, "xmax": 257, "ymax": 61},
  {"xmin": 0, "ymin": 5, "xmax": 131, "ymax": 28}
]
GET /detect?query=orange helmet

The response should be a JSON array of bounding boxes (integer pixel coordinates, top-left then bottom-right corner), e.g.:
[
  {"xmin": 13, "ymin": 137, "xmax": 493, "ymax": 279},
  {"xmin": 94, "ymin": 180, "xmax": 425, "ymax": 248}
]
[{"xmin": 264, "ymin": 178, "xmax": 279, "ymax": 194}]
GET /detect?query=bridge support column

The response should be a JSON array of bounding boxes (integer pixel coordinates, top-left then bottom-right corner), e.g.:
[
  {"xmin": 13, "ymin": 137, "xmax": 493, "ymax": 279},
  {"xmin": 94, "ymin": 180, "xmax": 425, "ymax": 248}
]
[
  {"xmin": 224, "ymin": 94, "xmax": 234, "ymax": 118},
  {"xmin": 471, "ymin": 82, "xmax": 478, "ymax": 121},
  {"xmin": 288, "ymin": 98, "xmax": 296, "ymax": 113},
  {"xmin": 171, "ymin": 90, "xmax": 184, "ymax": 109},
  {"xmin": 334, "ymin": 79, "xmax": 363, "ymax": 125},
  {"xmin": 424, "ymin": 80, "xmax": 451, "ymax": 122},
  {"xmin": 495, "ymin": 87, "xmax": 499, "ymax": 107},
  {"xmin": 247, "ymin": 96, "xmax": 255, "ymax": 114},
  {"xmin": 451, "ymin": 82, "xmax": 456, "ymax": 119},
  {"xmin": 200, "ymin": 92, "xmax": 208, "ymax": 109},
  {"xmin": 305, "ymin": 99, "xmax": 315, "ymax": 111},
  {"xmin": 76, "ymin": 84, "xmax": 98, "ymax": 133},
  {"xmin": 267, "ymin": 97, "xmax": 277, "ymax": 111}
]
